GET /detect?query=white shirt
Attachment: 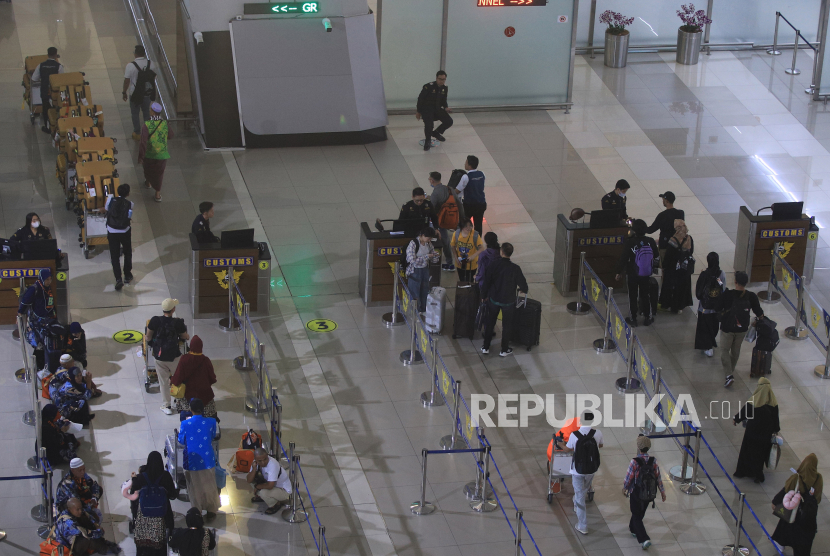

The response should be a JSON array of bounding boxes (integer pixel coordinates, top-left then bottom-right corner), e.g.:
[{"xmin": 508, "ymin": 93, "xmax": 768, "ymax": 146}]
[
  {"xmin": 31, "ymin": 61, "xmax": 66, "ymax": 89},
  {"xmin": 105, "ymin": 195, "xmax": 134, "ymax": 234},
  {"xmin": 260, "ymin": 456, "xmax": 292, "ymax": 493},
  {"xmin": 456, "ymin": 174, "xmax": 469, "ymax": 198},
  {"xmin": 565, "ymin": 426, "xmax": 603, "ymax": 476},
  {"xmin": 124, "ymin": 57, "xmax": 150, "ymax": 96}
]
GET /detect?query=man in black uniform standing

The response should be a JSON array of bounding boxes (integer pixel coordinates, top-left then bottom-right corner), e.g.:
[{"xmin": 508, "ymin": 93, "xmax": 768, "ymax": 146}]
[
  {"xmin": 416, "ymin": 71, "xmax": 453, "ymax": 151},
  {"xmin": 398, "ymin": 187, "xmax": 435, "ymax": 223},
  {"xmin": 32, "ymin": 47, "xmax": 64, "ymax": 134},
  {"xmin": 192, "ymin": 201, "xmax": 220, "ymax": 243},
  {"xmin": 601, "ymin": 179, "xmax": 630, "ymax": 218}
]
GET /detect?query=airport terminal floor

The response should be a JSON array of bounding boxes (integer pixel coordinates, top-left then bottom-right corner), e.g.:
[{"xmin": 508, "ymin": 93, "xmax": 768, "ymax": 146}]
[{"xmin": 3, "ymin": 1, "xmax": 830, "ymax": 556}]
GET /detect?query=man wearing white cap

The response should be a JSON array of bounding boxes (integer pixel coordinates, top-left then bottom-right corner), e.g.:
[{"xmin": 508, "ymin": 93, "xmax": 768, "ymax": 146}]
[
  {"xmin": 146, "ymin": 298, "xmax": 189, "ymax": 414},
  {"xmin": 55, "ymin": 458, "xmax": 103, "ymax": 522},
  {"xmin": 58, "ymin": 354, "xmax": 102, "ymax": 398},
  {"xmin": 138, "ymin": 101, "xmax": 174, "ymax": 202}
]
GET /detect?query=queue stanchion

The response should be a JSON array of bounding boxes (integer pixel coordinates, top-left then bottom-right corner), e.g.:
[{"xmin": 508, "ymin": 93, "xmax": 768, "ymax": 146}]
[
  {"xmin": 219, "ymin": 266, "xmax": 240, "ymax": 331},
  {"xmin": 383, "ymin": 262, "xmax": 405, "ymax": 327},
  {"xmin": 317, "ymin": 526, "xmax": 326, "ymax": 556},
  {"xmin": 722, "ymin": 493, "xmax": 749, "ymax": 556},
  {"xmin": 566, "ymin": 252, "xmax": 591, "ymax": 315},
  {"xmin": 245, "ymin": 343, "xmax": 266, "ymax": 414},
  {"xmin": 410, "ymin": 449, "xmax": 435, "ymax": 515},
  {"xmin": 640, "ymin": 367, "xmax": 663, "ymax": 435},
  {"xmin": 12, "ymin": 278, "xmax": 24, "ymax": 341},
  {"xmin": 669, "ymin": 422, "xmax": 694, "ymax": 481},
  {"xmin": 420, "ymin": 337, "xmax": 444, "ymax": 407},
  {"xmin": 470, "ymin": 446, "xmax": 497, "ymax": 512},
  {"xmin": 514, "ymin": 510, "xmax": 523, "ymax": 556},
  {"xmin": 24, "ymin": 353, "xmax": 38, "ymax": 427},
  {"xmin": 463, "ymin": 431, "xmax": 486, "ymax": 499},
  {"xmin": 234, "ymin": 302, "xmax": 253, "ymax": 370},
  {"xmin": 785, "ymin": 274, "xmax": 809, "ymax": 340},
  {"xmin": 31, "ymin": 448, "xmax": 49, "ymax": 524},
  {"xmin": 815, "ymin": 341, "xmax": 830, "ymax": 378},
  {"xmin": 759, "ymin": 242, "xmax": 781, "ymax": 303},
  {"xmin": 37, "ymin": 448, "xmax": 53, "ymax": 539},
  {"xmin": 400, "ymin": 316, "xmax": 424, "ymax": 365},
  {"xmin": 27, "ymin": 399, "xmax": 43, "ymax": 471},
  {"xmin": 282, "ymin": 455, "xmax": 308, "ymax": 523},
  {"xmin": 593, "ymin": 287, "xmax": 617, "ymax": 353},
  {"xmin": 615, "ymin": 331, "xmax": 641, "ymax": 393},
  {"xmin": 440, "ymin": 380, "xmax": 464, "ymax": 450},
  {"xmin": 15, "ymin": 315, "xmax": 29, "ymax": 383},
  {"xmin": 270, "ymin": 387, "xmax": 283, "ymax": 459},
  {"xmin": 680, "ymin": 429, "xmax": 706, "ymax": 495}
]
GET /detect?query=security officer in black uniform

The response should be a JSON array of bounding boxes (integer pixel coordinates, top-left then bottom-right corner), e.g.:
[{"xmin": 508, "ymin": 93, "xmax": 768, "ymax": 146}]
[
  {"xmin": 398, "ymin": 187, "xmax": 435, "ymax": 223},
  {"xmin": 416, "ymin": 70, "xmax": 453, "ymax": 151},
  {"xmin": 192, "ymin": 201, "xmax": 220, "ymax": 243},
  {"xmin": 32, "ymin": 47, "xmax": 64, "ymax": 134},
  {"xmin": 601, "ymin": 179, "xmax": 630, "ymax": 218}
]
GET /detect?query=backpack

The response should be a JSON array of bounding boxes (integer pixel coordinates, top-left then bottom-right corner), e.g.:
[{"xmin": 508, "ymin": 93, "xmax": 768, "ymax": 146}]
[
  {"xmin": 634, "ymin": 242, "xmax": 655, "ymax": 277},
  {"xmin": 572, "ymin": 430, "xmax": 600, "ymax": 475},
  {"xmin": 722, "ymin": 291, "xmax": 751, "ymax": 333},
  {"xmin": 447, "ymin": 169, "xmax": 467, "ymax": 190},
  {"xmin": 698, "ymin": 272, "xmax": 723, "ymax": 311},
  {"xmin": 106, "ymin": 196, "xmax": 131, "ymax": 230},
  {"xmin": 437, "ymin": 194, "xmax": 460, "ymax": 230},
  {"xmin": 241, "ymin": 429, "xmax": 262, "ymax": 450},
  {"xmin": 138, "ymin": 472, "xmax": 167, "ymax": 517},
  {"xmin": 130, "ymin": 60, "xmax": 157, "ymax": 105},
  {"xmin": 634, "ymin": 457, "xmax": 659, "ymax": 506},
  {"xmin": 755, "ymin": 316, "xmax": 780, "ymax": 351},
  {"xmin": 152, "ymin": 316, "xmax": 182, "ymax": 362}
]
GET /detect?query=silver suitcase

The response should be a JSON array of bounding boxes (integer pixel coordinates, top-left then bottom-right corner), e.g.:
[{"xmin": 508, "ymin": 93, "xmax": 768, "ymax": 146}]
[
  {"xmin": 165, "ymin": 430, "xmax": 186, "ymax": 491},
  {"xmin": 424, "ymin": 287, "xmax": 446, "ymax": 334}
]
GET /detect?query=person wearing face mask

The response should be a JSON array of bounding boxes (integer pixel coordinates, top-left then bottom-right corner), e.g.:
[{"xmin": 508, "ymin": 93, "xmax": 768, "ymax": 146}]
[
  {"xmin": 601, "ymin": 179, "xmax": 630, "ymax": 218},
  {"xmin": 398, "ymin": 187, "xmax": 435, "ymax": 223},
  {"xmin": 11, "ymin": 212, "xmax": 53, "ymax": 242}
]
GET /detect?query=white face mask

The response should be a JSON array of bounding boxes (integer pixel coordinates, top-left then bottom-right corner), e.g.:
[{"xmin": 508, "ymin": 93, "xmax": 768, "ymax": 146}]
[
  {"xmin": 618, "ymin": 192, "xmax": 626, "ymax": 198},
  {"xmin": 31, "ymin": 221, "xmax": 40, "ymax": 229}
]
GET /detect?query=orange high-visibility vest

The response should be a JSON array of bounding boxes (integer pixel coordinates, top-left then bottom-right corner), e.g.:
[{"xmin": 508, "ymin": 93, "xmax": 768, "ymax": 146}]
[{"xmin": 547, "ymin": 417, "xmax": 580, "ymax": 461}]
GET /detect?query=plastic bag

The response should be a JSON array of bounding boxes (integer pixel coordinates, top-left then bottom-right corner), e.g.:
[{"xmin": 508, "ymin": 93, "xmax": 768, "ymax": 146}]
[{"xmin": 745, "ymin": 326, "xmax": 758, "ymax": 343}]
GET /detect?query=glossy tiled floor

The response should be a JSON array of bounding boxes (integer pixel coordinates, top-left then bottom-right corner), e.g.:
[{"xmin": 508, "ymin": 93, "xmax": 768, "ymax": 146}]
[{"xmin": 3, "ymin": 0, "xmax": 830, "ymax": 554}]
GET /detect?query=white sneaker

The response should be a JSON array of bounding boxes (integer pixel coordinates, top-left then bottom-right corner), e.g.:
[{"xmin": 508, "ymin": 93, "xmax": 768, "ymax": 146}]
[
  {"xmin": 161, "ymin": 405, "xmax": 174, "ymax": 415},
  {"xmin": 642, "ymin": 540, "xmax": 651, "ymax": 549},
  {"xmin": 704, "ymin": 349, "xmax": 714, "ymax": 357},
  {"xmin": 575, "ymin": 525, "xmax": 588, "ymax": 535}
]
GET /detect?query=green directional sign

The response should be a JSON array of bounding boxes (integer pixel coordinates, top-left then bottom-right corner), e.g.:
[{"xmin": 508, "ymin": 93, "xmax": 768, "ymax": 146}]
[{"xmin": 244, "ymin": 2, "xmax": 320, "ymax": 14}]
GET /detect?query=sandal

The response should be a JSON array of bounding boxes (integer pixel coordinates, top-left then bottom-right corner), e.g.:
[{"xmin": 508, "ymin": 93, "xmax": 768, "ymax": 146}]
[
  {"xmin": 251, "ymin": 495, "xmax": 263, "ymax": 502},
  {"xmin": 154, "ymin": 195, "xmax": 162, "ymax": 202},
  {"xmin": 144, "ymin": 181, "xmax": 152, "ymax": 189},
  {"xmin": 264, "ymin": 503, "xmax": 284, "ymax": 515}
]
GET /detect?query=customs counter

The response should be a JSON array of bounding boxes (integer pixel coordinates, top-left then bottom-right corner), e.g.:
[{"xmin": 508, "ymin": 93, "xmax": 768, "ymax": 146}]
[
  {"xmin": 0, "ymin": 254, "xmax": 69, "ymax": 327},
  {"xmin": 189, "ymin": 234, "xmax": 271, "ymax": 319}
]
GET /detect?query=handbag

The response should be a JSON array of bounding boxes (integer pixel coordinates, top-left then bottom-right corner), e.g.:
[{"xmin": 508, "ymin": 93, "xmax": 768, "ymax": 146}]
[
  {"xmin": 744, "ymin": 326, "xmax": 758, "ymax": 343},
  {"xmin": 170, "ymin": 382, "xmax": 186, "ymax": 399},
  {"xmin": 767, "ymin": 437, "xmax": 781, "ymax": 470},
  {"xmin": 215, "ymin": 463, "xmax": 227, "ymax": 492},
  {"xmin": 773, "ymin": 476, "xmax": 800, "ymax": 523}
]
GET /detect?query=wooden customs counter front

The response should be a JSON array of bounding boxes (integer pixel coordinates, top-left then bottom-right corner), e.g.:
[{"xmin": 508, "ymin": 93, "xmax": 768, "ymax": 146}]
[
  {"xmin": 0, "ymin": 256, "xmax": 69, "ymax": 326},
  {"xmin": 189, "ymin": 234, "xmax": 271, "ymax": 319},
  {"xmin": 553, "ymin": 214, "xmax": 630, "ymax": 295},
  {"xmin": 734, "ymin": 206, "xmax": 819, "ymax": 283}
]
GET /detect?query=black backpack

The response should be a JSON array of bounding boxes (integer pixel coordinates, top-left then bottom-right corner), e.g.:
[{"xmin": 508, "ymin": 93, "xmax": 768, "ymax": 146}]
[
  {"xmin": 697, "ymin": 272, "xmax": 723, "ymax": 311},
  {"xmin": 152, "ymin": 316, "xmax": 182, "ymax": 362},
  {"xmin": 722, "ymin": 291, "xmax": 751, "ymax": 332},
  {"xmin": 106, "ymin": 197, "xmax": 131, "ymax": 230},
  {"xmin": 755, "ymin": 316, "xmax": 780, "ymax": 351},
  {"xmin": 572, "ymin": 430, "xmax": 600, "ymax": 475},
  {"xmin": 130, "ymin": 60, "xmax": 157, "ymax": 105},
  {"xmin": 634, "ymin": 457, "xmax": 659, "ymax": 506},
  {"xmin": 138, "ymin": 472, "xmax": 167, "ymax": 518},
  {"xmin": 447, "ymin": 169, "xmax": 467, "ymax": 190}
]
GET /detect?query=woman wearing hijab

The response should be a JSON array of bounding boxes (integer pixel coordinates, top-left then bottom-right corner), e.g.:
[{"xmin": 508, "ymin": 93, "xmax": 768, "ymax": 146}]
[
  {"xmin": 169, "ymin": 508, "xmax": 216, "ymax": 556},
  {"xmin": 733, "ymin": 377, "xmax": 780, "ymax": 483},
  {"xmin": 129, "ymin": 451, "xmax": 178, "ymax": 556},
  {"xmin": 54, "ymin": 367, "xmax": 95, "ymax": 425},
  {"xmin": 695, "ymin": 252, "xmax": 726, "ymax": 356},
  {"xmin": 41, "ymin": 404, "xmax": 79, "ymax": 465},
  {"xmin": 10, "ymin": 212, "xmax": 53, "ymax": 242},
  {"xmin": 659, "ymin": 219, "xmax": 694, "ymax": 313},
  {"xmin": 171, "ymin": 336, "xmax": 217, "ymax": 418},
  {"xmin": 772, "ymin": 453, "xmax": 823, "ymax": 555}
]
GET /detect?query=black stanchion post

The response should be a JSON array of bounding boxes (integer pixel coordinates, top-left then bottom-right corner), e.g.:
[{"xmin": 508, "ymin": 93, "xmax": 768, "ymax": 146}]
[
  {"xmin": 15, "ymin": 315, "xmax": 29, "ymax": 383},
  {"xmin": 680, "ymin": 429, "xmax": 706, "ymax": 495},
  {"xmin": 470, "ymin": 446, "xmax": 497, "ymax": 512},
  {"xmin": 514, "ymin": 510, "xmax": 523, "ymax": 556},
  {"xmin": 269, "ymin": 387, "xmax": 281, "ymax": 458},
  {"xmin": 669, "ymin": 422, "xmax": 693, "ymax": 481},
  {"xmin": 463, "ymin": 430, "xmax": 485, "ymax": 499},
  {"xmin": 615, "ymin": 331, "xmax": 641, "ymax": 393},
  {"xmin": 383, "ymin": 262, "xmax": 405, "ymax": 327},
  {"xmin": 567, "ymin": 252, "xmax": 590, "ymax": 315},
  {"xmin": 410, "ymin": 449, "xmax": 435, "ymax": 515},
  {"xmin": 722, "ymin": 493, "xmax": 749, "ymax": 556},
  {"xmin": 593, "ymin": 287, "xmax": 617, "ymax": 353},
  {"xmin": 219, "ymin": 266, "xmax": 240, "ymax": 331},
  {"xmin": 440, "ymin": 380, "xmax": 464, "ymax": 450},
  {"xmin": 234, "ymin": 302, "xmax": 253, "ymax": 370},
  {"xmin": 37, "ymin": 448, "xmax": 52, "ymax": 538},
  {"xmin": 282, "ymin": 455, "xmax": 308, "ymax": 523},
  {"xmin": 420, "ymin": 337, "xmax": 444, "ymax": 407},
  {"xmin": 318, "ymin": 526, "xmax": 326, "ymax": 556}
]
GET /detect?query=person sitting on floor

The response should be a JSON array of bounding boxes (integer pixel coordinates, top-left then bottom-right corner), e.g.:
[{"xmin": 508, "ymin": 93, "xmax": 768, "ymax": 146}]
[
  {"xmin": 42, "ymin": 403, "xmax": 80, "ymax": 466},
  {"xmin": 55, "ymin": 458, "xmax": 104, "ymax": 522},
  {"xmin": 53, "ymin": 498, "xmax": 121, "ymax": 555},
  {"xmin": 53, "ymin": 367, "xmax": 97, "ymax": 425},
  {"xmin": 169, "ymin": 508, "xmax": 217, "ymax": 556},
  {"xmin": 55, "ymin": 353, "xmax": 102, "ymax": 396},
  {"xmin": 65, "ymin": 322, "xmax": 88, "ymax": 368},
  {"xmin": 247, "ymin": 447, "xmax": 292, "ymax": 515}
]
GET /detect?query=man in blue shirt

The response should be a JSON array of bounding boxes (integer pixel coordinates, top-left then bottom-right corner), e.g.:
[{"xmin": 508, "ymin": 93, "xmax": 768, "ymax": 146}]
[
  {"xmin": 456, "ymin": 155, "xmax": 486, "ymax": 236},
  {"xmin": 178, "ymin": 398, "xmax": 220, "ymax": 520}
]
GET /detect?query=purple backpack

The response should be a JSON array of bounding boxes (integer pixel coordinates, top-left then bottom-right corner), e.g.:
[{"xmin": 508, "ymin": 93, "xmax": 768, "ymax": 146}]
[{"xmin": 634, "ymin": 242, "xmax": 654, "ymax": 277}]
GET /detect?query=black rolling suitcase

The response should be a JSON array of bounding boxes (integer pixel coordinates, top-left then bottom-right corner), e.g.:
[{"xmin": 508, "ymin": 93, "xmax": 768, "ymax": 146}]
[
  {"xmin": 750, "ymin": 347, "xmax": 772, "ymax": 377},
  {"xmin": 452, "ymin": 282, "xmax": 479, "ymax": 339},
  {"xmin": 648, "ymin": 277, "xmax": 659, "ymax": 316},
  {"xmin": 44, "ymin": 322, "xmax": 67, "ymax": 373},
  {"xmin": 512, "ymin": 293, "xmax": 542, "ymax": 351}
]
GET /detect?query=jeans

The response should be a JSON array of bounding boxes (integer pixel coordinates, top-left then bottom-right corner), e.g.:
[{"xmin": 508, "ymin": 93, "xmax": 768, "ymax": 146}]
[
  {"xmin": 720, "ymin": 330, "xmax": 747, "ymax": 376},
  {"xmin": 407, "ymin": 266, "xmax": 430, "ymax": 313},
  {"xmin": 483, "ymin": 300, "xmax": 514, "ymax": 351},
  {"xmin": 628, "ymin": 492, "xmax": 650, "ymax": 543},
  {"xmin": 627, "ymin": 274, "xmax": 651, "ymax": 318},
  {"xmin": 130, "ymin": 95, "xmax": 152, "ymax": 134},
  {"xmin": 107, "ymin": 229, "xmax": 133, "ymax": 282},
  {"xmin": 422, "ymin": 109, "xmax": 453, "ymax": 142},
  {"xmin": 572, "ymin": 473, "xmax": 593, "ymax": 531},
  {"xmin": 463, "ymin": 202, "xmax": 487, "ymax": 236}
]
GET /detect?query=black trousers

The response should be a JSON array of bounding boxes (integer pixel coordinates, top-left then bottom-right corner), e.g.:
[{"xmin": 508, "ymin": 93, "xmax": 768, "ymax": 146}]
[
  {"xmin": 463, "ymin": 202, "xmax": 487, "ymax": 236},
  {"xmin": 456, "ymin": 267, "xmax": 475, "ymax": 282},
  {"xmin": 107, "ymin": 229, "xmax": 132, "ymax": 282},
  {"xmin": 629, "ymin": 493, "xmax": 651, "ymax": 543},
  {"xmin": 423, "ymin": 110, "xmax": 453, "ymax": 142},
  {"xmin": 483, "ymin": 301, "xmax": 514, "ymax": 351},
  {"xmin": 627, "ymin": 275, "xmax": 651, "ymax": 318},
  {"xmin": 41, "ymin": 96, "xmax": 51, "ymax": 127}
]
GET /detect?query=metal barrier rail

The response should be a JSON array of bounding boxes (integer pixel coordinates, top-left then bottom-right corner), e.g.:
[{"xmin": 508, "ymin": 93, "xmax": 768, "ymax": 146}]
[{"xmin": 769, "ymin": 11, "xmax": 821, "ymax": 94}]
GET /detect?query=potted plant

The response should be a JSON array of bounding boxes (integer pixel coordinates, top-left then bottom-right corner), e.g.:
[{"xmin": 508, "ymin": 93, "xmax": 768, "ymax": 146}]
[
  {"xmin": 600, "ymin": 10, "xmax": 635, "ymax": 68},
  {"xmin": 676, "ymin": 4, "xmax": 712, "ymax": 65}
]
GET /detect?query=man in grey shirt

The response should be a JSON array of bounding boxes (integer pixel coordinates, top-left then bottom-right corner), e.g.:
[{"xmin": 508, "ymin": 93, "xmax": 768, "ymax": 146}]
[{"xmin": 427, "ymin": 171, "xmax": 464, "ymax": 272}]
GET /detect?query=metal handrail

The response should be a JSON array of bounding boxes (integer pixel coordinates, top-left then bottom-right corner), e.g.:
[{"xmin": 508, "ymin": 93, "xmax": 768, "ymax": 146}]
[
  {"xmin": 139, "ymin": 0, "xmax": 178, "ymax": 91},
  {"xmin": 777, "ymin": 12, "xmax": 819, "ymax": 51},
  {"xmin": 769, "ymin": 11, "xmax": 821, "ymax": 93}
]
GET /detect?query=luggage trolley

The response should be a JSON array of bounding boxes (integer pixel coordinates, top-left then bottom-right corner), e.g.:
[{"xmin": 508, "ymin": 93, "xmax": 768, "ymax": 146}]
[
  {"xmin": 165, "ymin": 428, "xmax": 188, "ymax": 498},
  {"xmin": 79, "ymin": 198, "xmax": 109, "ymax": 259},
  {"xmin": 22, "ymin": 55, "xmax": 48, "ymax": 125},
  {"xmin": 546, "ymin": 432, "xmax": 572, "ymax": 503}
]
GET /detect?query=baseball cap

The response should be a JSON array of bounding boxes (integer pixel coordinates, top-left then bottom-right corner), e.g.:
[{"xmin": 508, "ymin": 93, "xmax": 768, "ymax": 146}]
[
  {"xmin": 659, "ymin": 191, "xmax": 676, "ymax": 203},
  {"xmin": 161, "ymin": 298, "xmax": 179, "ymax": 312}
]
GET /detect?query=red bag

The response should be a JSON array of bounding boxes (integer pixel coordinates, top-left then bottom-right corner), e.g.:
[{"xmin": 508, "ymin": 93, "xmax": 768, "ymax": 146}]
[
  {"xmin": 235, "ymin": 449, "xmax": 255, "ymax": 473},
  {"xmin": 40, "ymin": 539, "xmax": 63, "ymax": 556}
]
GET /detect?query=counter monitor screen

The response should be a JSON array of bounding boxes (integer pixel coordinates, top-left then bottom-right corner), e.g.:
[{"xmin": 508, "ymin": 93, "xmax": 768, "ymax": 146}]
[
  {"xmin": 221, "ymin": 229, "xmax": 255, "ymax": 249},
  {"xmin": 771, "ymin": 202, "xmax": 803, "ymax": 221},
  {"xmin": 589, "ymin": 209, "xmax": 623, "ymax": 229},
  {"xmin": 477, "ymin": 0, "xmax": 547, "ymax": 6},
  {"xmin": 243, "ymin": 2, "xmax": 320, "ymax": 14},
  {"xmin": 21, "ymin": 239, "xmax": 57, "ymax": 260}
]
